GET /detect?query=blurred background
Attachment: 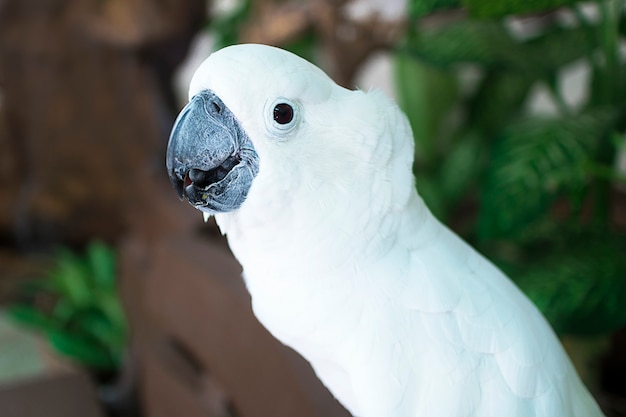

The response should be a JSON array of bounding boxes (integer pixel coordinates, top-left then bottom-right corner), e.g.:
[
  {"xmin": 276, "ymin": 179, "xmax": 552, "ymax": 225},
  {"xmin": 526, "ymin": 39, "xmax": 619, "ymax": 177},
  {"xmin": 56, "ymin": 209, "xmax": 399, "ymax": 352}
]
[{"xmin": 0, "ymin": 0, "xmax": 625, "ymax": 416}]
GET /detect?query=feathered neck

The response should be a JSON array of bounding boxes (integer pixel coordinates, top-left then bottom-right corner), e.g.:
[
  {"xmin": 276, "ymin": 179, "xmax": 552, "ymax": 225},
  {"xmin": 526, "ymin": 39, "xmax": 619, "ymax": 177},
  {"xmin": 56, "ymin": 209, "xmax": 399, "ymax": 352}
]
[{"xmin": 215, "ymin": 89, "xmax": 426, "ymax": 281}]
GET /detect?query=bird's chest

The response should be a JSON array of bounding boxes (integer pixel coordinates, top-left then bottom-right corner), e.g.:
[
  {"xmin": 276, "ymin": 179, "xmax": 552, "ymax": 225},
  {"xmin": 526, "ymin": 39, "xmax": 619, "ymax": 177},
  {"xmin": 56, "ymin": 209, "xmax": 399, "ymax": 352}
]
[{"xmin": 243, "ymin": 268, "xmax": 366, "ymax": 358}]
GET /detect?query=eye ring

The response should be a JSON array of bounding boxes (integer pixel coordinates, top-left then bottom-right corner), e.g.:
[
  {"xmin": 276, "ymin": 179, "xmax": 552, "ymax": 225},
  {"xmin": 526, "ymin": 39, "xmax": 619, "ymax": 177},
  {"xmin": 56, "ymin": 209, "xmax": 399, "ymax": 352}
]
[
  {"xmin": 273, "ymin": 103, "xmax": 294, "ymax": 125},
  {"xmin": 265, "ymin": 97, "xmax": 299, "ymax": 138}
]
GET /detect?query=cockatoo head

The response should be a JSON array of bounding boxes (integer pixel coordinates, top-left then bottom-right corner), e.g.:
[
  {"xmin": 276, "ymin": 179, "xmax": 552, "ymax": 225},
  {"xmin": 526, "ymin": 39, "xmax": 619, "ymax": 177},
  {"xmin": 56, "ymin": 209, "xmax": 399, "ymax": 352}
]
[{"xmin": 167, "ymin": 43, "xmax": 413, "ymax": 223}]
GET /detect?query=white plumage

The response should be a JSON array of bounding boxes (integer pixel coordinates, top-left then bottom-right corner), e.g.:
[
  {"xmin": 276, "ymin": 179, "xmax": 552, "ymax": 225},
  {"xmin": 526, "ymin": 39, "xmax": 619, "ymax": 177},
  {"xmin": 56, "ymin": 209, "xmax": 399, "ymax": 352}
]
[{"xmin": 178, "ymin": 44, "xmax": 605, "ymax": 417}]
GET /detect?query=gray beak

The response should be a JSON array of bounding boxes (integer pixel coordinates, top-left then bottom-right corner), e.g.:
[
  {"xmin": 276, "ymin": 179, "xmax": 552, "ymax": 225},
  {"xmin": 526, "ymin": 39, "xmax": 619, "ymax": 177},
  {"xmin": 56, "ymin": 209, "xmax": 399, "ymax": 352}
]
[{"xmin": 166, "ymin": 89, "xmax": 259, "ymax": 213}]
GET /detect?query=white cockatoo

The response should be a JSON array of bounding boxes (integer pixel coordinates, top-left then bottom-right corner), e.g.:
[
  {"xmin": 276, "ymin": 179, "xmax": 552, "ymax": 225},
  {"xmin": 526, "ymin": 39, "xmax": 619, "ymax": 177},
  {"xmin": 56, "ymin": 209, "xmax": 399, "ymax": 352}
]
[{"xmin": 166, "ymin": 44, "xmax": 605, "ymax": 417}]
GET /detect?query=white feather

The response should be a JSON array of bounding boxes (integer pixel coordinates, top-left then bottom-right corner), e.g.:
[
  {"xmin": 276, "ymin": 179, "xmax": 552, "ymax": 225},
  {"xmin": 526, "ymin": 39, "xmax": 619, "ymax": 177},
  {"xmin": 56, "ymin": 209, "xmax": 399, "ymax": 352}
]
[{"xmin": 188, "ymin": 44, "xmax": 605, "ymax": 417}]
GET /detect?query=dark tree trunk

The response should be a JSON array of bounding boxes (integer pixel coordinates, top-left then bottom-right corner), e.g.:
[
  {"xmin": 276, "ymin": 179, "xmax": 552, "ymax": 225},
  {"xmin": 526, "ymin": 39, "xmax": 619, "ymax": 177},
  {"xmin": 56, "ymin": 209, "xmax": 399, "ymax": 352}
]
[{"xmin": 0, "ymin": 0, "xmax": 206, "ymax": 249}]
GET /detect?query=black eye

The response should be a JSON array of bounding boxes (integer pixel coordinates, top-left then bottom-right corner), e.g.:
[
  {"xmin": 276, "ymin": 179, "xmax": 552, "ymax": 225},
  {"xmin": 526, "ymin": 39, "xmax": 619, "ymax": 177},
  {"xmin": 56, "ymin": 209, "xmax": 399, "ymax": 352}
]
[{"xmin": 273, "ymin": 103, "xmax": 294, "ymax": 125}]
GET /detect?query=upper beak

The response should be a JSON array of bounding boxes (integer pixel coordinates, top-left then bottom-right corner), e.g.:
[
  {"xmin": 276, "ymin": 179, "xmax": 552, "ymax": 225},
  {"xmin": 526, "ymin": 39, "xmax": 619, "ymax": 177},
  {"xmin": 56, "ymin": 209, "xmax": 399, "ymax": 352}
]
[{"xmin": 167, "ymin": 90, "xmax": 236, "ymax": 198}]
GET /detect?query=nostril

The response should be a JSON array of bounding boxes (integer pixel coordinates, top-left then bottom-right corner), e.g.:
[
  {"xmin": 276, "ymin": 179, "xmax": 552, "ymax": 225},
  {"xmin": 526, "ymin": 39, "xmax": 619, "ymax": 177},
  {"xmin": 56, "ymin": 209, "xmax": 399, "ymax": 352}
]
[{"xmin": 212, "ymin": 101, "xmax": 221, "ymax": 114}]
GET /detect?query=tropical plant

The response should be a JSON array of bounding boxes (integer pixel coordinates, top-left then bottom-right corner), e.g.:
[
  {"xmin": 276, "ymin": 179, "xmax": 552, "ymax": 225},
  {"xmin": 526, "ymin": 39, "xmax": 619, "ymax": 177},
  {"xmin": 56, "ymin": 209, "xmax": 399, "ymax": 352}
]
[
  {"xmin": 396, "ymin": 0, "xmax": 626, "ymax": 336},
  {"xmin": 8, "ymin": 241, "xmax": 127, "ymax": 373}
]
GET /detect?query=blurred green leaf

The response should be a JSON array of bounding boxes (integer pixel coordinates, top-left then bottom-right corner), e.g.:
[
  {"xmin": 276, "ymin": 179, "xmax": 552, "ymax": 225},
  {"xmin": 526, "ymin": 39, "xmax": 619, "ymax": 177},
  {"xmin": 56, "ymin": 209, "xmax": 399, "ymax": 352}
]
[
  {"xmin": 409, "ymin": 0, "xmax": 461, "ymax": 18},
  {"xmin": 52, "ymin": 250, "xmax": 92, "ymax": 307},
  {"xmin": 51, "ymin": 298, "xmax": 77, "ymax": 324},
  {"xmin": 73, "ymin": 308, "xmax": 119, "ymax": 348},
  {"xmin": 416, "ymin": 174, "xmax": 448, "ymax": 220},
  {"xmin": 478, "ymin": 110, "xmax": 616, "ymax": 239},
  {"xmin": 283, "ymin": 31, "xmax": 318, "ymax": 65},
  {"xmin": 511, "ymin": 233, "xmax": 626, "ymax": 336},
  {"xmin": 406, "ymin": 21, "xmax": 594, "ymax": 79},
  {"xmin": 48, "ymin": 330, "xmax": 116, "ymax": 370},
  {"xmin": 86, "ymin": 241, "xmax": 116, "ymax": 291},
  {"xmin": 210, "ymin": 0, "xmax": 251, "ymax": 48},
  {"xmin": 404, "ymin": 21, "xmax": 523, "ymax": 69},
  {"xmin": 438, "ymin": 132, "xmax": 485, "ymax": 207},
  {"xmin": 7, "ymin": 305, "xmax": 58, "ymax": 333},
  {"xmin": 524, "ymin": 26, "xmax": 596, "ymax": 73},
  {"xmin": 590, "ymin": 62, "xmax": 626, "ymax": 106},
  {"xmin": 463, "ymin": 0, "xmax": 585, "ymax": 18},
  {"xmin": 394, "ymin": 51, "xmax": 459, "ymax": 165},
  {"xmin": 467, "ymin": 70, "xmax": 533, "ymax": 133},
  {"xmin": 96, "ymin": 293, "xmax": 127, "ymax": 334}
]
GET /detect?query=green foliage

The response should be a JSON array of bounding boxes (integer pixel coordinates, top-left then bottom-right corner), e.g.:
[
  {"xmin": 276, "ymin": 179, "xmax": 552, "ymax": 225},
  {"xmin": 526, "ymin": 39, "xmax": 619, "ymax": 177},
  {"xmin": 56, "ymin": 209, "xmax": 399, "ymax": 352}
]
[
  {"xmin": 463, "ymin": 0, "xmax": 585, "ymax": 18},
  {"xmin": 405, "ymin": 21, "xmax": 594, "ymax": 75},
  {"xmin": 282, "ymin": 31, "xmax": 319, "ymax": 66},
  {"xmin": 405, "ymin": 21, "xmax": 520, "ymax": 68},
  {"xmin": 211, "ymin": 0, "xmax": 252, "ymax": 48},
  {"xmin": 438, "ymin": 132, "xmax": 485, "ymax": 208},
  {"xmin": 8, "ymin": 242, "xmax": 127, "ymax": 371},
  {"xmin": 394, "ymin": 51, "xmax": 459, "ymax": 166},
  {"xmin": 409, "ymin": 0, "xmax": 461, "ymax": 18},
  {"xmin": 478, "ymin": 110, "xmax": 616, "ymax": 239},
  {"xmin": 467, "ymin": 70, "xmax": 533, "ymax": 133},
  {"xmin": 501, "ymin": 228, "xmax": 626, "ymax": 335},
  {"xmin": 524, "ymin": 26, "xmax": 596, "ymax": 73},
  {"xmin": 399, "ymin": 1, "xmax": 626, "ymax": 336}
]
